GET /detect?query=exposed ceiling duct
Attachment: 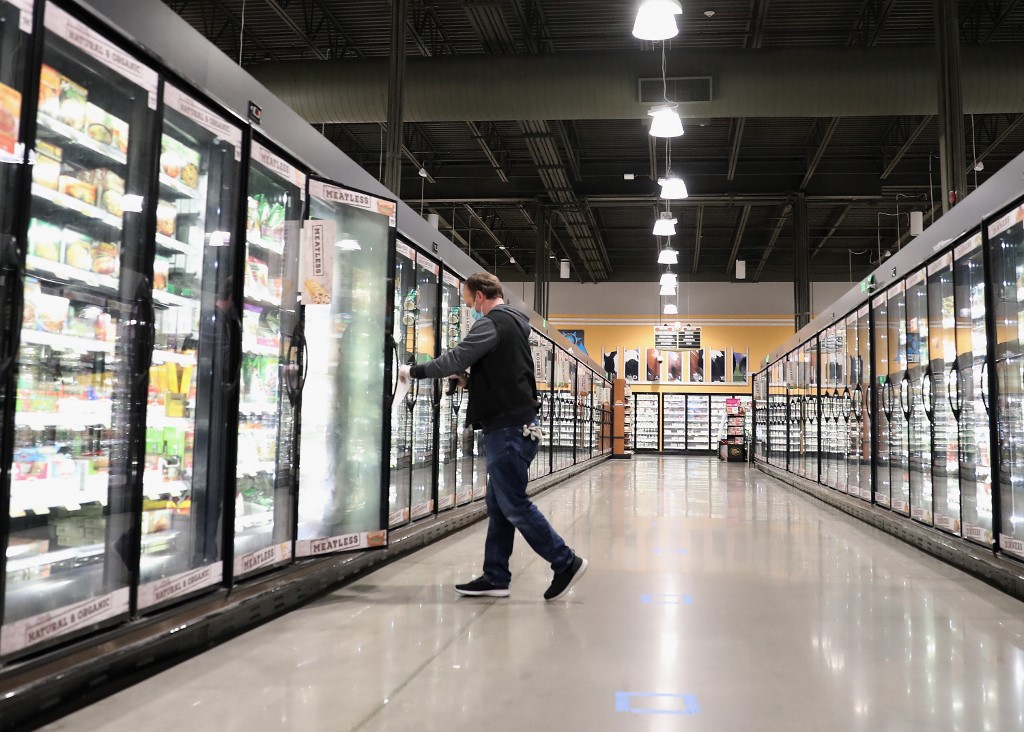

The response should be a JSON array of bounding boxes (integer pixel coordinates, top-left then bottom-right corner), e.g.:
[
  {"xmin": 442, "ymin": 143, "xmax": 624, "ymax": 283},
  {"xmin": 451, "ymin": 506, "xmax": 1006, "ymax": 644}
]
[{"xmin": 248, "ymin": 45, "xmax": 1024, "ymax": 124}]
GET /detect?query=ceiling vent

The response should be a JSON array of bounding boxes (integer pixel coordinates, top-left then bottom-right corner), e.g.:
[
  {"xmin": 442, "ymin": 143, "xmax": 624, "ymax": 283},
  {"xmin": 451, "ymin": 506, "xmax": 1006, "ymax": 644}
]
[{"xmin": 638, "ymin": 76, "xmax": 713, "ymax": 104}]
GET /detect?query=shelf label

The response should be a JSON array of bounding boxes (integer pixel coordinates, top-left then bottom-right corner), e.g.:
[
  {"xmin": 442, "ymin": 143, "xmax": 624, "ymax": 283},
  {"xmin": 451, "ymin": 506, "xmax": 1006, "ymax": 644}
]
[
  {"xmin": 137, "ymin": 563, "xmax": 221, "ymax": 609},
  {"xmin": 906, "ymin": 269, "xmax": 926, "ymax": 288},
  {"xmin": 443, "ymin": 270, "xmax": 460, "ymax": 288},
  {"xmin": 234, "ymin": 541, "xmax": 291, "ymax": 576},
  {"xmin": 309, "ymin": 180, "xmax": 397, "ymax": 227},
  {"xmin": 395, "ymin": 240, "xmax": 415, "ymax": 261},
  {"xmin": 12, "ymin": 0, "xmax": 33, "ymax": 33},
  {"xmin": 1000, "ymin": 535, "xmax": 1024, "ymax": 556},
  {"xmin": 419, "ymin": 257, "xmax": 439, "ymax": 277},
  {"xmin": 988, "ymin": 203, "xmax": 1024, "ymax": 239},
  {"xmin": 953, "ymin": 232, "xmax": 982, "ymax": 259},
  {"xmin": 296, "ymin": 530, "xmax": 387, "ymax": 557},
  {"xmin": 927, "ymin": 252, "xmax": 951, "ymax": 276},
  {"xmin": 45, "ymin": 4, "xmax": 158, "ymax": 109},
  {"xmin": 1, "ymin": 587, "xmax": 128, "ymax": 656},
  {"xmin": 300, "ymin": 219, "xmax": 334, "ymax": 305},
  {"xmin": 251, "ymin": 140, "xmax": 306, "ymax": 190},
  {"xmin": 164, "ymin": 84, "xmax": 243, "ymax": 161}
]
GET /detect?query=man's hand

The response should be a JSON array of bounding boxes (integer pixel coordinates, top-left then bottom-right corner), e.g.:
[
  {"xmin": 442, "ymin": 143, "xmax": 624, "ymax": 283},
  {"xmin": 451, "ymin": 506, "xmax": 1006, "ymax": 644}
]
[
  {"xmin": 398, "ymin": 365, "xmax": 412, "ymax": 384},
  {"xmin": 448, "ymin": 373, "xmax": 468, "ymax": 389}
]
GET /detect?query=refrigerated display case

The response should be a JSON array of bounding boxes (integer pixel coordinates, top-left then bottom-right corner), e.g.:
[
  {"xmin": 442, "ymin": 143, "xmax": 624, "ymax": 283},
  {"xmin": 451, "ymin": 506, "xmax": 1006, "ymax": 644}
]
[
  {"xmin": 873, "ymin": 294, "xmax": 892, "ymax": 508},
  {"xmin": 856, "ymin": 305, "xmax": 873, "ymax": 501},
  {"xmin": 552, "ymin": 349, "xmax": 574, "ymax": 470},
  {"xmin": 990, "ymin": 202, "xmax": 1024, "ymax": 559},
  {"xmin": 686, "ymin": 394, "xmax": 710, "ymax": 450},
  {"xmin": 3, "ymin": 3, "xmax": 160, "ymax": 655},
  {"xmin": 388, "ymin": 240, "xmax": 416, "ymax": 527},
  {"xmin": 887, "ymin": 283, "xmax": 910, "ymax": 515},
  {"xmin": 927, "ymin": 252, "xmax": 961, "ymax": 534},
  {"xmin": 231, "ymin": 138, "xmax": 304, "ymax": 581},
  {"xmin": 409, "ymin": 253, "xmax": 439, "ymax": 521},
  {"xmin": 576, "ymin": 367, "xmax": 592, "ymax": 460},
  {"xmin": 634, "ymin": 393, "xmax": 660, "ymax": 451},
  {"xmin": 954, "ymin": 232, "xmax": 994, "ymax": 546},
  {"xmin": 803, "ymin": 341, "xmax": 819, "ymax": 481},
  {"xmin": 529, "ymin": 332, "xmax": 553, "ymax": 481},
  {"xmin": 438, "ymin": 270, "xmax": 464, "ymax": 509},
  {"xmin": 710, "ymin": 395, "xmax": 729, "ymax": 451},
  {"xmin": 662, "ymin": 393, "xmax": 686, "ymax": 451},
  {"xmin": 845, "ymin": 312, "xmax": 863, "ymax": 498},
  {"xmin": 295, "ymin": 180, "xmax": 393, "ymax": 558},
  {"xmin": 905, "ymin": 267, "xmax": 933, "ymax": 525},
  {"xmin": 768, "ymin": 362, "xmax": 787, "ymax": 469},
  {"xmin": 136, "ymin": 84, "xmax": 244, "ymax": 610}
]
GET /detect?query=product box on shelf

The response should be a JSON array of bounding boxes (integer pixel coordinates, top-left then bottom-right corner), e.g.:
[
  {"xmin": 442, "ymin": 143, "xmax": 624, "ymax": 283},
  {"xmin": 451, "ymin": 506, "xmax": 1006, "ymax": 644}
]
[
  {"xmin": 160, "ymin": 134, "xmax": 201, "ymax": 189},
  {"xmin": 84, "ymin": 103, "xmax": 128, "ymax": 153},
  {"xmin": 81, "ymin": 168, "xmax": 125, "ymax": 216},
  {"xmin": 32, "ymin": 141, "xmax": 63, "ymax": 190},
  {"xmin": 28, "ymin": 218, "xmax": 63, "ymax": 262}
]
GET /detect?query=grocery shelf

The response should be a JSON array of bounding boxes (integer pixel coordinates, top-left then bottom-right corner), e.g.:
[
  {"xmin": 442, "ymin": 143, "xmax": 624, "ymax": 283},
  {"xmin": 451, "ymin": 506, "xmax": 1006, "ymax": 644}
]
[
  {"xmin": 9, "ymin": 473, "xmax": 110, "ymax": 515},
  {"xmin": 246, "ymin": 231, "xmax": 285, "ymax": 256},
  {"xmin": 16, "ymin": 404, "xmax": 113, "ymax": 430},
  {"xmin": 153, "ymin": 289, "xmax": 195, "ymax": 309},
  {"xmin": 152, "ymin": 349, "xmax": 197, "ymax": 366},
  {"xmin": 155, "ymin": 233, "xmax": 193, "ymax": 254},
  {"xmin": 20, "ymin": 327, "xmax": 115, "ymax": 353},
  {"xmin": 26, "ymin": 253, "xmax": 119, "ymax": 292},
  {"xmin": 37, "ymin": 113, "xmax": 128, "ymax": 166},
  {"xmin": 159, "ymin": 173, "xmax": 199, "ymax": 199},
  {"xmin": 31, "ymin": 183, "xmax": 123, "ymax": 230}
]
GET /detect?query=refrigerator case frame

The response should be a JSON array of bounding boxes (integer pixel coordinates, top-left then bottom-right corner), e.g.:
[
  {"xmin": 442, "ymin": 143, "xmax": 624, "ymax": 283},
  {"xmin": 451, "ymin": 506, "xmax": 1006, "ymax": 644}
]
[
  {"xmin": 407, "ymin": 246, "xmax": 441, "ymax": 523},
  {"xmin": 387, "ymin": 238, "xmax": 417, "ymax": 528},
  {"xmin": 291, "ymin": 178, "xmax": 395, "ymax": 559}
]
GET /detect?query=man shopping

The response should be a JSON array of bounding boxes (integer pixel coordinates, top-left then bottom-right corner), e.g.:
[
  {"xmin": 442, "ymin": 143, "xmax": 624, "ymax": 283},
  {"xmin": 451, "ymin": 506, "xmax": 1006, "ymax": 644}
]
[{"xmin": 398, "ymin": 272, "xmax": 587, "ymax": 601}]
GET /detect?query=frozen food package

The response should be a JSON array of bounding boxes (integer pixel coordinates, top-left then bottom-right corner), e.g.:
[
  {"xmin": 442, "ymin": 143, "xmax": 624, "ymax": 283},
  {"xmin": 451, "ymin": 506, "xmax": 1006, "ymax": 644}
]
[
  {"xmin": 0, "ymin": 82, "xmax": 22, "ymax": 155},
  {"xmin": 82, "ymin": 168, "xmax": 125, "ymax": 217},
  {"xmin": 84, "ymin": 103, "xmax": 118, "ymax": 148},
  {"xmin": 156, "ymin": 200, "xmax": 177, "ymax": 237},
  {"xmin": 62, "ymin": 228, "xmax": 94, "ymax": 271},
  {"xmin": 160, "ymin": 134, "xmax": 201, "ymax": 189},
  {"xmin": 38, "ymin": 65, "xmax": 61, "ymax": 119},
  {"xmin": 21, "ymin": 278, "xmax": 40, "ymax": 328},
  {"xmin": 246, "ymin": 196, "xmax": 261, "ymax": 241},
  {"xmin": 246, "ymin": 256, "xmax": 270, "ymax": 299},
  {"xmin": 58, "ymin": 175, "xmax": 98, "ymax": 206},
  {"xmin": 153, "ymin": 256, "xmax": 170, "ymax": 291},
  {"xmin": 32, "ymin": 141, "xmax": 62, "ymax": 190},
  {"xmin": 57, "ymin": 75, "xmax": 88, "ymax": 130},
  {"xmin": 34, "ymin": 293, "xmax": 70, "ymax": 334},
  {"xmin": 91, "ymin": 241, "xmax": 119, "ymax": 276},
  {"xmin": 27, "ymin": 218, "xmax": 63, "ymax": 262}
]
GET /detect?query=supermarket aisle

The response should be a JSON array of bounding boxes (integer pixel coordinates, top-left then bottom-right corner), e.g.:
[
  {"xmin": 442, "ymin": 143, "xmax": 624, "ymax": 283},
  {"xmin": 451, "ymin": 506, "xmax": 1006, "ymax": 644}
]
[{"xmin": 41, "ymin": 457, "xmax": 1024, "ymax": 732}]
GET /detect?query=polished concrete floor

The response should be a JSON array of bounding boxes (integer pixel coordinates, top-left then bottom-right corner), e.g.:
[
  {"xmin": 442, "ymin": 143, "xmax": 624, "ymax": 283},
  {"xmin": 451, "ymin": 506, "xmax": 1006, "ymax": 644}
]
[{"xmin": 42, "ymin": 457, "xmax": 1024, "ymax": 731}]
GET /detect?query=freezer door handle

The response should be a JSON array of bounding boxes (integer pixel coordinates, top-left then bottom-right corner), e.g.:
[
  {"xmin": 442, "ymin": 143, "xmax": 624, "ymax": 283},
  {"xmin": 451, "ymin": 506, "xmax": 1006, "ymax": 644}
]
[
  {"xmin": 899, "ymin": 374, "xmax": 911, "ymax": 420},
  {"xmin": 980, "ymin": 357, "xmax": 989, "ymax": 415},
  {"xmin": 922, "ymin": 367, "xmax": 934, "ymax": 422},
  {"xmin": 948, "ymin": 364, "xmax": 962, "ymax": 420},
  {"xmin": 284, "ymin": 323, "xmax": 303, "ymax": 403},
  {"xmin": 881, "ymin": 378, "xmax": 893, "ymax": 420}
]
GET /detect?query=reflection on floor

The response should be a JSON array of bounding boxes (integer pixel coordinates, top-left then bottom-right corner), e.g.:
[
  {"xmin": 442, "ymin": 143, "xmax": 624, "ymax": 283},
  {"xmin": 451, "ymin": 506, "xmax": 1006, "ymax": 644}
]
[{"xmin": 41, "ymin": 457, "xmax": 1024, "ymax": 731}]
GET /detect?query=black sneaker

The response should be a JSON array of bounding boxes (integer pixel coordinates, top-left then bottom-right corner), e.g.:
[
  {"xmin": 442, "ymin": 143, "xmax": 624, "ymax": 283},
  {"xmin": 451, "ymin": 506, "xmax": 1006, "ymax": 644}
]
[
  {"xmin": 544, "ymin": 554, "xmax": 588, "ymax": 601},
  {"xmin": 455, "ymin": 577, "xmax": 510, "ymax": 597}
]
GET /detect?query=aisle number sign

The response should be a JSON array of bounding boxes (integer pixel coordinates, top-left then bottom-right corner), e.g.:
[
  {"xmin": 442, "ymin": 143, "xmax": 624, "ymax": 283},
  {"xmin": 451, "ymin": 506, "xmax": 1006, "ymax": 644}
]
[{"xmin": 653, "ymin": 324, "xmax": 701, "ymax": 350}]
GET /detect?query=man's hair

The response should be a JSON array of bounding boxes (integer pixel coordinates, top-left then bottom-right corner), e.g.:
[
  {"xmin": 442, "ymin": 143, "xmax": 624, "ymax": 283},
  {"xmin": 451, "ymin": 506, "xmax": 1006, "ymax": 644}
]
[{"xmin": 465, "ymin": 272, "xmax": 504, "ymax": 299}]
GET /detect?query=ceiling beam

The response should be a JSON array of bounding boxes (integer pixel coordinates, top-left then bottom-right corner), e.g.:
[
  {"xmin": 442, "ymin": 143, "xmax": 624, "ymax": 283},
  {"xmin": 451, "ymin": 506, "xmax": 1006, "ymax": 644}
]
[
  {"xmin": 727, "ymin": 118, "xmax": 746, "ymax": 181},
  {"xmin": 427, "ymin": 208, "xmax": 492, "ymax": 268},
  {"xmin": 209, "ymin": 0, "xmax": 281, "ymax": 63},
  {"xmin": 800, "ymin": 117, "xmax": 841, "ymax": 191},
  {"xmin": 984, "ymin": 0, "xmax": 1023, "ymax": 43},
  {"xmin": 463, "ymin": 205, "xmax": 527, "ymax": 274},
  {"xmin": 726, "ymin": 205, "xmax": 752, "ymax": 273},
  {"xmin": 262, "ymin": 0, "xmax": 328, "ymax": 60},
  {"xmin": 967, "ymin": 114, "xmax": 1024, "ymax": 173},
  {"xmin": 692, "ymin": 205, "xmax": 704, "ymax": 275},
  {"xmin": 811, "ymin": 205, "xmax": 851, "ymax": 258},
  {"xmin": 753, "ymin": 204, "xmax": 791, "ymax": 282},
  {"xmin": 880, "ymin": 115, "xmax": 933, "ymax": 180}
]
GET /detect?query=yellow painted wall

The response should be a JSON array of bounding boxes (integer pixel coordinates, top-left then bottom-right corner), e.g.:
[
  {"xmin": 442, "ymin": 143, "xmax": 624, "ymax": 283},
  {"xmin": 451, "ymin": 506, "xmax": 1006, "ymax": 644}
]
[{"xmin": 550, "ymin": 315, "xmax": 793, "ymax": 394}]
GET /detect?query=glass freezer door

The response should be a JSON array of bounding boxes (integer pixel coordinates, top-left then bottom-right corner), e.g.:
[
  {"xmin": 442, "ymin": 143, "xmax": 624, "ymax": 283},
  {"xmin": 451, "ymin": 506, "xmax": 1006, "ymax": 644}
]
[
  {"xmin": 232, "ymin": 139, "xmax": 304, "ymax": 580},
  {"xmin": 905, "ymin": 267, "xmax": 933, "ymax": 525},
  {"xmin": 388, "ymin": 240, "xmax": 416, "ymax": 527},
  {"xmin": 927, "ymin": 253, "xmax": 961, "ymax": 535},
  {"xmin": 887, "ymin": 283, "xmax": 910, "ymax": 516},
  {"xmin": 988, "ymin": 207, "xmax": 1024, "ymax": 557},
  {"xmin": 856, "ymin": 305, "xmax": 873, "ymax": 501},
  {"xmin": 0, "ymin": 0, "xmax": 38, "ymax": 644},
  {"xmin": 409, "ymin": 254, "xmax": 439, "ymax": 520},
  {"xmin": 438, "ymin": 270, "xmax": 463, "ymax": 509},
  {"xmin": 845, "ymin": 313, "xmax": 861, "ymax": 497},
  {"xmin": 687, "ymin": 394, "xmax": 709, "ymax": 450},
  {"xmin": 872, "ymin": 296, "xmax": 892, "ymax": 507},
  {"xmin": 529, "ymin": 333, "xmax": 553, "ymax": 481},
  {"xmin": 3, "ymin": 3, "xmax": 159, "ymax": 656},
  {"xmin": 954, "ymin": 233, "xmax": 994, "ymax": 546},
  {"xmin": 136, "ymin": 84, "xmax": 244, "ymax": 610},
  {"xmin": 293, "ymin": 180, "xmax": 392, "ymax": 557},
  {"xmin": 553, "ymin": 349, "xmax": 574, "ymax": 470}
]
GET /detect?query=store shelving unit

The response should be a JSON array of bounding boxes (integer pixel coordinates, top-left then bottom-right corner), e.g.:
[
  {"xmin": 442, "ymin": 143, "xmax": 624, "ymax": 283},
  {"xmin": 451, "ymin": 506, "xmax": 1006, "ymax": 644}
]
[{"xmin": 633, "ymin": 393, "xmax": 660, "ymax": 451}]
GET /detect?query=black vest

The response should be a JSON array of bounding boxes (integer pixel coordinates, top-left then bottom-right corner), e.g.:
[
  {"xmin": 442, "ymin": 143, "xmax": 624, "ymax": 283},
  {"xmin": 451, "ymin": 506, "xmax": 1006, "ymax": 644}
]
[{"xmin": 467, "ymin": 307, "xmax": 540, "ymax": 431}]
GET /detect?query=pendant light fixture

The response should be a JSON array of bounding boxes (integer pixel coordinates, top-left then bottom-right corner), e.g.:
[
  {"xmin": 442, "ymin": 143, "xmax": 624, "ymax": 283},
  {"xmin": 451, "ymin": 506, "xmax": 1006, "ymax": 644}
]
[
  {"xmin": 632, "ymin": 0, "xmax": 683, "ymax": 41},
  {"xmin": 659, "ymin": 271, "xmax": 677, "ymax": 286},
  {"xmin": 653, "ymin": 211, "xmax": 677, "ymax": 236},
  {"xmin": 660, "ymin": 174, "xmax": 689, "ymax": 199},
  {"xmin": 658, "ymin": 244, "xmax": 679, "ymax": 265},
  {"xmin": 648, "ymin": 105, "xmax": 684, "ymax": 138},
  {"xmin": 663, "ymin": 302, "xmax": 679, "ymax": 315},
  {"xmin": 659, "ymin": 282, "xmax": 677, "ymax": 296}
]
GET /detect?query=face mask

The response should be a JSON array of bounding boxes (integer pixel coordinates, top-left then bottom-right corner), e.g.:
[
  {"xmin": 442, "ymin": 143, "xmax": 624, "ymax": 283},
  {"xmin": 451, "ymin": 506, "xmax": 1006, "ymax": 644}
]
[{"xmin": 470, "ymin": 306, "xmax": 484, "ymax": 321}]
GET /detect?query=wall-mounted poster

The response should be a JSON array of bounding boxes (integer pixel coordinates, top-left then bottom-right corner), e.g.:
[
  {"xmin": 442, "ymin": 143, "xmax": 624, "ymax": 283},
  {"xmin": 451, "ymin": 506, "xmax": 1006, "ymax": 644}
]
[
  {"xmin": 688, "ymin": 349, "xmax": 704, "ymax": 383},
  {"xmin": 666, "ymin": 351, "xmax": 682, "ymax": 382},
  {"xmin": 624, "ymin": 348, "xmax": 640, "ymax": 381},
  {"xmin": 603, "ymin": 348, "xmax": 620, "ymax": 379},
  {"xmin": 732, "ymin": 350, "xmax": 748, "ymax": 382},
  {"xmin": 559, "ymin": 329, "xmax": 588, "ymax": 355},
  {"xmin": 646, "ymin": 348, "xmax": 662, "ymax": 382},
  {"xmin": 710, "ymin": 349, "xmax": 726, "ymax": 383}
]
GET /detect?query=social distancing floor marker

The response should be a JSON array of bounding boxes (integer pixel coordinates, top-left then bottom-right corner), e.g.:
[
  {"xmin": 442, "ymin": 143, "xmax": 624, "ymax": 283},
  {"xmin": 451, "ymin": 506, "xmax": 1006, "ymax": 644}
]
[{"xmin": 615, "ymin": 692, "xmax": 701, "ymax": 715}]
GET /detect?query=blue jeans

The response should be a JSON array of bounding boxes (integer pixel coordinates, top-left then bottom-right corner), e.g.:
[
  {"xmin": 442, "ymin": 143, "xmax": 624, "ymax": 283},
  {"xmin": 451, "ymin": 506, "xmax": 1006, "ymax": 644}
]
[{"xmin": 482, "ymin": 425, "xmax": 574, "ymax": 587}]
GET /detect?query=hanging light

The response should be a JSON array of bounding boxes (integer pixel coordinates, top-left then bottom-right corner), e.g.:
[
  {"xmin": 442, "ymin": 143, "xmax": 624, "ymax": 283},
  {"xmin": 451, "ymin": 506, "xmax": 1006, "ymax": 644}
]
[
  {"xmin": 659, "ymin": 282, "xmax": 677, "ymax": 296},
  {"xmin": 658, "ymin": 246, "xmax": 679, "ymax": 265},
  {"xmin": 648, "ymin": 105, "xmax": 684, "ymax": 138},
  {"xmin": 659, "ymin": 173, "xmax": 689, "ymax": 199},
  {"xmin": 652, "ymin": 211, "xmax": 677, "ymax": 236},
  {"xmin": 663, "ymin": 302, "xmax": 678, "ymax": 315},
  {"xmin": 632, "ymin": 0, "xmax": 683, "ymax": 41},
  {"xmin": 659, "ymin": 271, "xmax": 677, "ymax": 286}
]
